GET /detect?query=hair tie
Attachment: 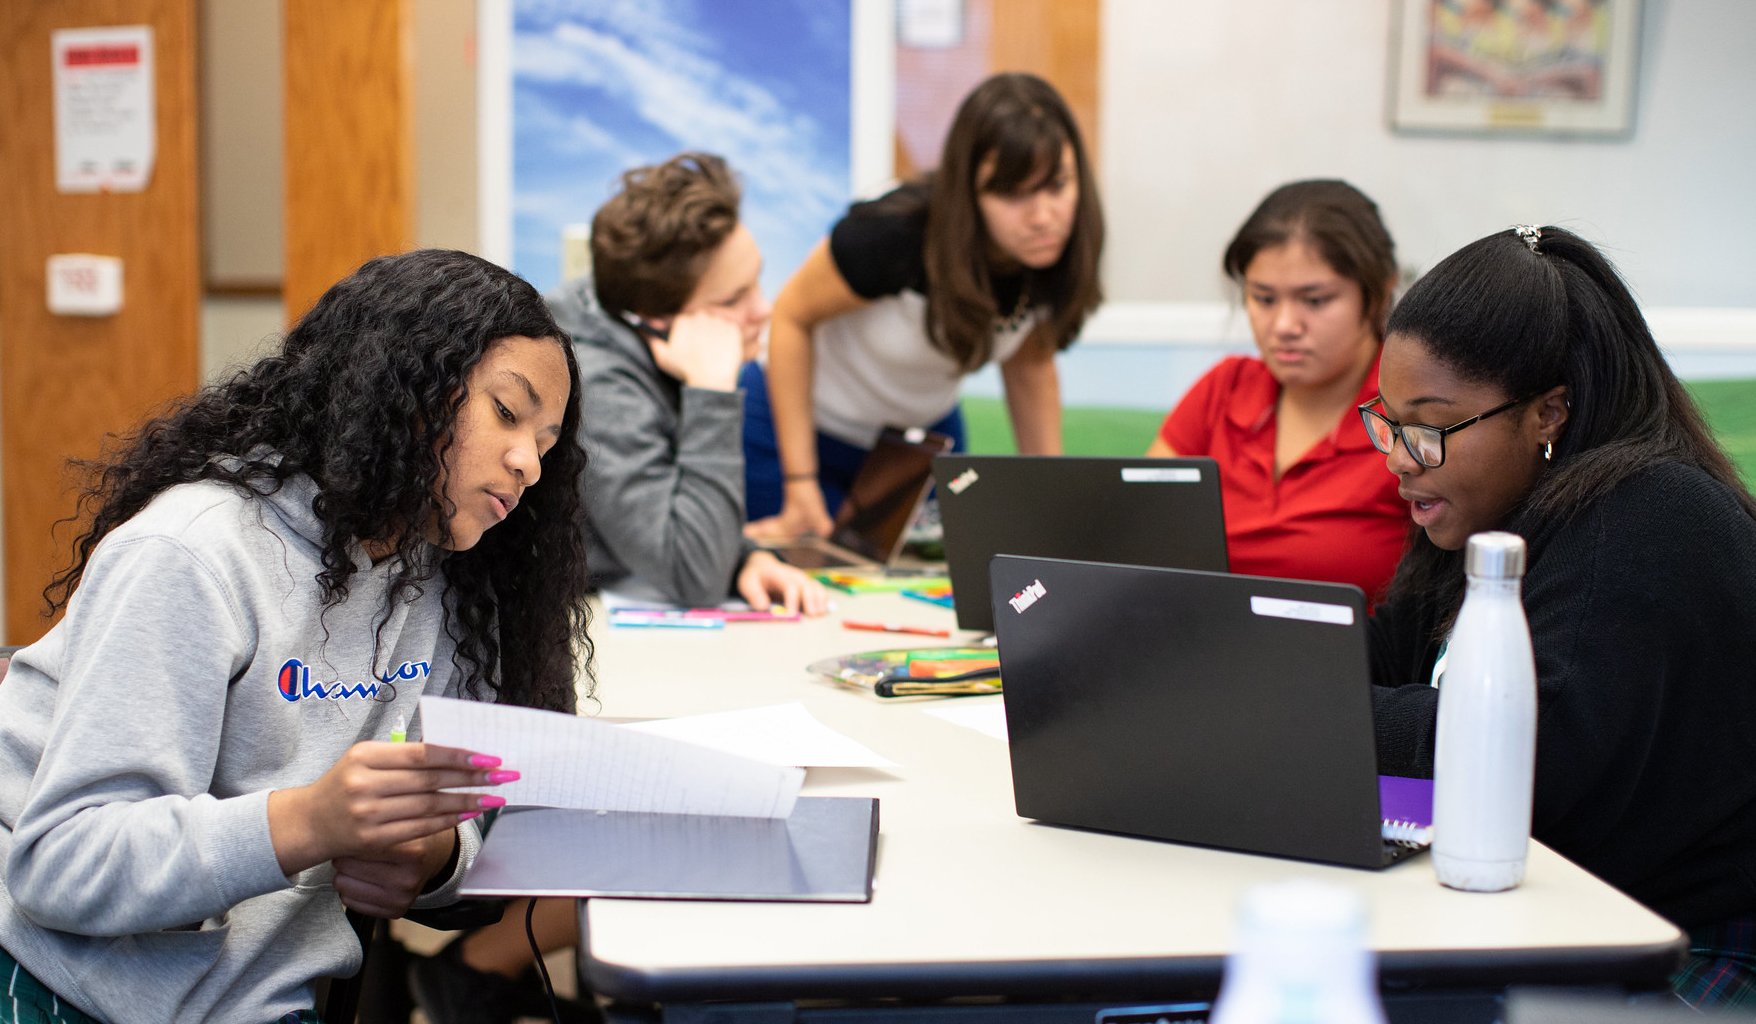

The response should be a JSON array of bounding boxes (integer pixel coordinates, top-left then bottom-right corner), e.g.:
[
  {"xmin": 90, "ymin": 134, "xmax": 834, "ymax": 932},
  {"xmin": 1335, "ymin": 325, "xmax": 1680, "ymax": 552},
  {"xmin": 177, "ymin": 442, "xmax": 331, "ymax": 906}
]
[{"xmin": 1513, "ymin": 224, "xmax": 1542, "ymax": 254}]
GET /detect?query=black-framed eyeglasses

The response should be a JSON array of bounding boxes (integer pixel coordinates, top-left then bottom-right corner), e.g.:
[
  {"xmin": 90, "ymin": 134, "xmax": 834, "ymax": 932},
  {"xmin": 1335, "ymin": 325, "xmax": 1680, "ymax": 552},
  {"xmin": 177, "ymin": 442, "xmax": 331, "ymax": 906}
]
[{"xmin": 1358, "ymin": 394, "xmax": 1534, "ymax": 469}]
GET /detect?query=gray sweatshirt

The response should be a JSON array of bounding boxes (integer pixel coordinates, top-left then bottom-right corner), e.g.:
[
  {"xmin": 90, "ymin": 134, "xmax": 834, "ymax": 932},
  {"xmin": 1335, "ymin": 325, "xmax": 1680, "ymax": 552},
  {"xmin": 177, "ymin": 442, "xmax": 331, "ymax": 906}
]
[
  {"xmin": 0, "ymin": 473, "xmax": 481, "ymax": 1023},
  {"xmin": 548, "ymin": 276, "xmax": 756, "ymax": 607}
]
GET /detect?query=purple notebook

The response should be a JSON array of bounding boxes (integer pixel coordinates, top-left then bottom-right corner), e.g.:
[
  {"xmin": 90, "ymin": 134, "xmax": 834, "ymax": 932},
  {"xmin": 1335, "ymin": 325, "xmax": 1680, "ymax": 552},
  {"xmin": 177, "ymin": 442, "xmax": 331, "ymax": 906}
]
[{"xmin": 1379, "ymin": 775, "xmax": 1434, "ymax": 846}]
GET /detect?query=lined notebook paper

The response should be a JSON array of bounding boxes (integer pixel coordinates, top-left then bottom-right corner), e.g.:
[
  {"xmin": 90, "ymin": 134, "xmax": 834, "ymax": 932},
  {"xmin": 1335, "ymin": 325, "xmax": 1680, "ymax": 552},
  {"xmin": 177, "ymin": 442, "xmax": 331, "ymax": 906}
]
[
  {"xmin": 419, "ymin": 695, "xmax": 803, "ymax": 819},
  {"xmin": 1379, "ymin": 774, "xmax": 1434, "ymax": 847}
]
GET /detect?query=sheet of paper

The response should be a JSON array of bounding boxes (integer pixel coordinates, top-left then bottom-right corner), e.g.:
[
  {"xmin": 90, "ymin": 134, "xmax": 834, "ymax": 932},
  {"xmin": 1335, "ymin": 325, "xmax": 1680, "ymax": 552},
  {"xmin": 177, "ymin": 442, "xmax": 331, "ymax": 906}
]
[
  {"xmin": 922, "ymin": 701, "xmax": 1009, "ymax": 742},
  {"xmin": 419, "ymin": 696, "xmax": 802, "ymax": 819},
  {"xmin": 52, "ymin": 25, "xmax": 156, "ymax": 192},
  {"xmin": 622, "ymin": 702, "xmax": 897, "ymax": 769}
]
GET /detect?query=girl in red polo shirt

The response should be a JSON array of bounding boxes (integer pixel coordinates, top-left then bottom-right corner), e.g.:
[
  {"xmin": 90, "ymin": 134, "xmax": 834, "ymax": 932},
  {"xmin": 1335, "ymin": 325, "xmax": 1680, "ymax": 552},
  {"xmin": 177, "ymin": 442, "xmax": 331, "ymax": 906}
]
[{"xmin": 1149, "ymin": 180, "xmax": 1406, "ymax": 601}]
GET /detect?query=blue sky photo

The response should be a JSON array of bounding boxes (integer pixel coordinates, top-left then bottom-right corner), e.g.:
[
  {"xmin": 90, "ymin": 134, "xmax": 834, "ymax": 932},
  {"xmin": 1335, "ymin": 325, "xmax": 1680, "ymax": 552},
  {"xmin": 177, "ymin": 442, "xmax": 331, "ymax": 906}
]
[{"xmin": 511, "ymin": 0, "xmax": 852, "ymax": 299}]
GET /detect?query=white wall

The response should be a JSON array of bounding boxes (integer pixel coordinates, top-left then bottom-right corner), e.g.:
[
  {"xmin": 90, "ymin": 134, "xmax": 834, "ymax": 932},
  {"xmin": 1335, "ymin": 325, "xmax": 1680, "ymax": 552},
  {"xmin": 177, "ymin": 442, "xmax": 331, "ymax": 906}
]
[
  {"xmin": 967, "ymin": 0, "xmax": 1756, "ymax": 408},
  {"xmin": 1097, "ymin": 0, "xmax": 1756, "ymax": 309},
  {"xmin": 200, "ymin": 0, "xmax": 282, "ymax": 288}
]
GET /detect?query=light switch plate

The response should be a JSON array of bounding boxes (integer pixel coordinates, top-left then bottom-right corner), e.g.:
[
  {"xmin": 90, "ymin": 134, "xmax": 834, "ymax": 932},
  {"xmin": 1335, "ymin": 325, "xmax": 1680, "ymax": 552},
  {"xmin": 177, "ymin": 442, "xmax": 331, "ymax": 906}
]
[{"xmin": 47, "ymin": 253, "xmax": 124, "ymax": 316}]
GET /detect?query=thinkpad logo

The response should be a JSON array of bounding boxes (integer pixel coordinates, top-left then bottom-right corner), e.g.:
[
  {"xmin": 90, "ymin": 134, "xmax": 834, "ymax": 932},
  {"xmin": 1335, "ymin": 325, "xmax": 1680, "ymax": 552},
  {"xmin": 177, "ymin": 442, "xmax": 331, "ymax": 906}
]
[{"xmin": 1007, "ymin": 579, "xmax": 1047, "ymax": 613}]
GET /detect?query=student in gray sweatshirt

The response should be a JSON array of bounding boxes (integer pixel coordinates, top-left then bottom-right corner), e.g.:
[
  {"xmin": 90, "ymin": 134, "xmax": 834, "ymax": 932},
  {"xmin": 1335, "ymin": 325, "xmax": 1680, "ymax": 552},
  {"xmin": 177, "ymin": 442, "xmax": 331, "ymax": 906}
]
[
  {"xmin": 0, "ymin": 249, "xmax": 594, "ymax": 1024},
  {"xmin": 550, "ymin": 151, "xmax": 827, "ymax": 615},
  {"xmin": 404, "ymin": 154, "xmax": 825, "ymax": 1024}
]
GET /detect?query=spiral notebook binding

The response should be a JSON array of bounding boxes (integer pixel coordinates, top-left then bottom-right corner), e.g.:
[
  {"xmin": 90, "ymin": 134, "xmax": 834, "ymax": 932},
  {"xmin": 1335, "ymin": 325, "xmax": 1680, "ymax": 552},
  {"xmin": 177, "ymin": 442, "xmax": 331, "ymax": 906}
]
[{"xmin": 1382, "ymin": 819, "xmax": 1434, "ymax": 848}]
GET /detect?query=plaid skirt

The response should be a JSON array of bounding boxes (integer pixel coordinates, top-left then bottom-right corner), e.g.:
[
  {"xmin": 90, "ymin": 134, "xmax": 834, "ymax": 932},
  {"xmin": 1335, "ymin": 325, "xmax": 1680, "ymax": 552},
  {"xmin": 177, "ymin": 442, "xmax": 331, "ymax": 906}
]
[
  {"xmin": 1672, "ymin": 916, "xmax": 1756, "ymax": 1009},
  {"xmin": 1, "ymin": 943, "xmax": 323, "ymax": 1024}
]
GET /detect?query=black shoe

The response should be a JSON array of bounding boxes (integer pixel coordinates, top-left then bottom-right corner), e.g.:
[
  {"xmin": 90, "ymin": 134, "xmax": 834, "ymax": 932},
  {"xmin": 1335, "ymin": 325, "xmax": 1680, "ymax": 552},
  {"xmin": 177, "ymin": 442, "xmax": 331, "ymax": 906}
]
[
  {"xmin": 407, "ymin": 937, "xmax": 535, "ymax": 1024},
  {"xmin": 407, "ymin": 937, "xmax": 602, "ymax": 1024}
]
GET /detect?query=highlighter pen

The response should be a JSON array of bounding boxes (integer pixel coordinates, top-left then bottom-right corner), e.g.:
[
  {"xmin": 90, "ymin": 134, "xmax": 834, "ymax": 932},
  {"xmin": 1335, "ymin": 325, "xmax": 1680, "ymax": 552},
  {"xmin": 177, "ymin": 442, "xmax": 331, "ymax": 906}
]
[
  {"xmin": 685, "ymin": 609, "xmax": 801, "ymax": 623},
  {"xmin": 610, "ymin": 614, "xmax": 724, "ymax": 630},
  {"xmin": 612, "ymin": 605, "xmax": 799, "ymax": 621},
  {"xmin": 708, "ymin": 609, "xmax": 802, "ymax": 623},
  {"xmin": 610, "ymin": 607, "xmax": 797, "ymax": 623},
  {"xmin": 900, "ymin": 588, "xmax": 955, "ymax": 609},
  {"xmin": 814, "ymin": 574, "xmax": 859, "ymax": 594},
  {"xmin": 874, "ymin": 679, "xmax": 1001, "ymax": 698},
  {"xmin": 843, "ymin": 620, "xmax": 952, "ymax": 639}
]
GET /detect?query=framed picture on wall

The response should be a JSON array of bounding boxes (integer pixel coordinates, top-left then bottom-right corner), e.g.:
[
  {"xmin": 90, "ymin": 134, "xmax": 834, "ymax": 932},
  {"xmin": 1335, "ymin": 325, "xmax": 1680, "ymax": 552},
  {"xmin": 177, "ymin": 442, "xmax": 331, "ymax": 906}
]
[{"xmin": 1389, "ymin": 0, "xmax": 1642, "ymax": 136}]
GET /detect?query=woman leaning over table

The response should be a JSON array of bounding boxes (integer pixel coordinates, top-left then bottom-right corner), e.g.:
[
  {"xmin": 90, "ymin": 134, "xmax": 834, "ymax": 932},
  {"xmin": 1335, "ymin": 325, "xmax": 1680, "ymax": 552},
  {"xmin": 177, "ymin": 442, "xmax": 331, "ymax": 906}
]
[
  {"xmin": 1149, "ymin": 180, "xmax": 1406, "ymax": 601},
  {"xmin": 1364, "ymin": 225, "xmax": 1756, "ymax": 1008},
  {"xmin": 743, "ymin": 71, "xmax": 1105, "ymax": 538}
]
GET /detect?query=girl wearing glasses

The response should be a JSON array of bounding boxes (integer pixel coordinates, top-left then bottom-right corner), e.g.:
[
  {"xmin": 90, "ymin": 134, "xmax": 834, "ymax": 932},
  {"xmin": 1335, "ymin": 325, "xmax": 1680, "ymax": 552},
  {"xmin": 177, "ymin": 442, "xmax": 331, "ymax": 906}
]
[
  {"xmin": 1149, "ymin": 180, "xmax": 1407, "ymax": 601},
  {"xmin": 1368, "ymin": 226, "xmax": 1756, "ymax": 1007}
]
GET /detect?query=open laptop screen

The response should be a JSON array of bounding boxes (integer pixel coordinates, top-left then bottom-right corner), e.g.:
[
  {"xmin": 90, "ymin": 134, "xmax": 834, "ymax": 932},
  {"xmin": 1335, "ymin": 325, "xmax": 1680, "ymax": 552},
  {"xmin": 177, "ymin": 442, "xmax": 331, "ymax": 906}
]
[
  {"xmin": 933, "ymin": 456, "xmax": 1228, "ymax": 631},
  {"xmin": 770, "ymin": 426, "xmax": 952, "ymax": 569},
  {"xmin": 824, "ymin": 426, "xmax": 952, "ymax": 563},
  {"xmin": 990, "ymin": 555, "xmax": 1394, "ymax": 869}
]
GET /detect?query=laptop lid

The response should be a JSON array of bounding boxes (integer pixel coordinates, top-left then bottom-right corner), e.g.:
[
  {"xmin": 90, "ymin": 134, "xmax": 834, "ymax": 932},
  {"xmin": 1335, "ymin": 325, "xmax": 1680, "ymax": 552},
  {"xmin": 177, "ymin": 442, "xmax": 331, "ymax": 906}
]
[
  {"xmin": 989, "ymin": 555, "xmax": 1391, "ymax": 870},
  {"xmin": 933, "ymin": 456, "xmax": 1228, "ymax": 632},
  {"xmin": 776, "ymin": 427, "xmax": 952, "ymax": 569}
]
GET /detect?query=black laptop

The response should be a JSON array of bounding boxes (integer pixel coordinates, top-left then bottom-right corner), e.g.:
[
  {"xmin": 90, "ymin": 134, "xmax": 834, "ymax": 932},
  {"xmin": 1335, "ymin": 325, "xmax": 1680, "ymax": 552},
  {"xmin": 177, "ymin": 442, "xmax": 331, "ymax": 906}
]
[
  {"xmin": 932, "ymin": 455, "xmax": 1228, "ymax": 631},
  {"xmin": 989, "ymin": 554, "xmax": 1425, "ymax": 870}
]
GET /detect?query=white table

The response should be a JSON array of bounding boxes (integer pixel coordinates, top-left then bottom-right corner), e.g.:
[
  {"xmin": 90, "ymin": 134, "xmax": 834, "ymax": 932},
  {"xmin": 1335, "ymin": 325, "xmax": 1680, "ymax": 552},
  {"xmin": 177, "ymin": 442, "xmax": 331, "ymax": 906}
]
[{"xmin": 576, "ymin": 592, "xmax": 1684, "ymax": 1019}]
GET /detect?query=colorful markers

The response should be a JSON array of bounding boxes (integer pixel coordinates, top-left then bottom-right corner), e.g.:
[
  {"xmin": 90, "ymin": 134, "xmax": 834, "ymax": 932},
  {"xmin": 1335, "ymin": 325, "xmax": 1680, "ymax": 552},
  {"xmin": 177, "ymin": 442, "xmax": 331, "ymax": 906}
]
[{"xmin": 842, "ymin": 619, "xmax": 952, "ymax": 638}]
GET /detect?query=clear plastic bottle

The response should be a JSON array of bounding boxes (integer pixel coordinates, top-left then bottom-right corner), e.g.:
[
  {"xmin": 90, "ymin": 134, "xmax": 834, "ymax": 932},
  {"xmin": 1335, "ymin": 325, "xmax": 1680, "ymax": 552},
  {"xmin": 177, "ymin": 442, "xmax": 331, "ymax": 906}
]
[
  {"xmin": 1208, "ymin": 880, "xmax": 1388, "ymax": 1024},
  {"xmin": 1432, "ymin": 531, "xmax": 1537, "ymax": 892}
]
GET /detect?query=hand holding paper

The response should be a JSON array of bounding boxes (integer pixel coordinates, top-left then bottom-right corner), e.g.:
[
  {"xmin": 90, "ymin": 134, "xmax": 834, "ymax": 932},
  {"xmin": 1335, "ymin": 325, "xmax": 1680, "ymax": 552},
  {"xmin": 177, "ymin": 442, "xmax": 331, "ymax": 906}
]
[{"xmin": 418, "ymin": 696, "xmax": 803, "ymax": 819}]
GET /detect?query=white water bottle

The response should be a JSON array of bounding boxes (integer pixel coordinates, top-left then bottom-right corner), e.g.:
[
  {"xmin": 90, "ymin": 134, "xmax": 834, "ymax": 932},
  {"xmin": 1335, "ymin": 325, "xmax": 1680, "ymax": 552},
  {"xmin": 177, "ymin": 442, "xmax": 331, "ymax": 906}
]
[
  {"xmin": 1208, "ymin": 880, "xmax": 1388, "ymax": 1024},
  {"xmin": 1432, "ymin": 531, "xmax": 1537, "ymax": 892}
]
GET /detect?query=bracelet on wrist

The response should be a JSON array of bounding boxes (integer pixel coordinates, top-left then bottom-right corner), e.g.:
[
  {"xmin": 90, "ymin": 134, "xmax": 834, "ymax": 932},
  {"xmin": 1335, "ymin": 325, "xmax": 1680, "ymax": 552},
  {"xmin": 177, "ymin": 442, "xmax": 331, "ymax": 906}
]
[{"xmin": 783, "ymin": 471, "xmax": 818, "ymax": 482}]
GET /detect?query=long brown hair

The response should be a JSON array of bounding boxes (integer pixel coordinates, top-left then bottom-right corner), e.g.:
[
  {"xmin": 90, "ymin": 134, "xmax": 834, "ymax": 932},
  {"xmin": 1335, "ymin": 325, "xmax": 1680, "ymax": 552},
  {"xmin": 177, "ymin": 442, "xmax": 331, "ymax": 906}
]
[{"xmin": 921, "ymin": 72, "xmax": 1104, "ymax": 371}]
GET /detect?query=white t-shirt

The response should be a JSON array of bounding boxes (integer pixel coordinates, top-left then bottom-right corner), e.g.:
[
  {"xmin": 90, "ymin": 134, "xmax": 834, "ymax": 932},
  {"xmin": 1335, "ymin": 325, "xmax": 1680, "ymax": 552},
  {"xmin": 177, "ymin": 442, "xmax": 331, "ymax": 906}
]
[{"xmin": 806, "ymin": 184, "xmax": 1041, "ymax": 448}]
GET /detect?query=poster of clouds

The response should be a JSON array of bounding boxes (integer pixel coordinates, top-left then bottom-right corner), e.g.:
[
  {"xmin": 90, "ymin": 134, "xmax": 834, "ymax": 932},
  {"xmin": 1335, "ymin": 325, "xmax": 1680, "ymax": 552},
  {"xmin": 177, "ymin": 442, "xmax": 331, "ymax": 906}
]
[{"xmin": 508, "ymin": 0, "xmax": 852, "ymax": 298}]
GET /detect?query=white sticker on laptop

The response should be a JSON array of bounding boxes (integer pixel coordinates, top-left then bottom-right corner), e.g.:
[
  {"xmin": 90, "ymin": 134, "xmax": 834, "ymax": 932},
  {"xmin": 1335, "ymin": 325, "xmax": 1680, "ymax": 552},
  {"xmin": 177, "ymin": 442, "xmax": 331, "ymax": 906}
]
[
  {"xmin": 947, "ymin": 468, "xmax": 979, "ymax": 494},
  {"xmin": 1007, "ymin": 578, "xmax": 1047, "ymax": 613},
  {"xmin": 1250, "ymin": 595, "xmax": 1354, "ymax": 626},
  {"xmin": 1120, "ymin": 467, "xmax": 1202, "ymax": 483}
]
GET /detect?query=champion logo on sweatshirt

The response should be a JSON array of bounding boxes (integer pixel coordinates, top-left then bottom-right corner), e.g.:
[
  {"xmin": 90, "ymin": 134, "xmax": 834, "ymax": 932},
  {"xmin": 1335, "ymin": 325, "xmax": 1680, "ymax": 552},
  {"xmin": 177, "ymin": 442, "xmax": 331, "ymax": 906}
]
[{"xmin": 276, "ymin": 657, "xmax": 429, "ymax": 702}]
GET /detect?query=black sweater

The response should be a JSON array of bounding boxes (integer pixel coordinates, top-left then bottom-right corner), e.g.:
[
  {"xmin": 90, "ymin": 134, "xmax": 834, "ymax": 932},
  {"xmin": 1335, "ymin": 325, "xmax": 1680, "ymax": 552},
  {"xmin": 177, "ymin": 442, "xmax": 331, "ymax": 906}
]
[{"xmin": 1370, "ymin": 461, "xmax": 1756, "ymax": 927}]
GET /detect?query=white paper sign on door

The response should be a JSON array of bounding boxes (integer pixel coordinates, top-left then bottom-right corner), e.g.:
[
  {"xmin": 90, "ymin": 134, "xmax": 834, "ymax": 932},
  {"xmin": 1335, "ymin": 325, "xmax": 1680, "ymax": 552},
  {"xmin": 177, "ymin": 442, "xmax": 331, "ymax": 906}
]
[{"xmin": 52, "ymin": 25, "xmax": 156, "ymax": 193}]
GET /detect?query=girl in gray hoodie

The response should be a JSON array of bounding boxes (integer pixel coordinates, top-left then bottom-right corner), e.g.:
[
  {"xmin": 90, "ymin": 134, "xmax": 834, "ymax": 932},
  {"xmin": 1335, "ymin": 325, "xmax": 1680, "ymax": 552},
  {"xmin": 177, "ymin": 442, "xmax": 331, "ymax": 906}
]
[{"xmin": 0, "ymin": 249, "xmax": 594, "ymax": 1023}]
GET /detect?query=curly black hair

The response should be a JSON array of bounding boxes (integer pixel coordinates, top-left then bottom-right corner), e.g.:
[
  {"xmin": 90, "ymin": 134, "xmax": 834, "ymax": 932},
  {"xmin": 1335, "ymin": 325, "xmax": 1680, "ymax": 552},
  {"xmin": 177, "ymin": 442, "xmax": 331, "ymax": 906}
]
[{"xmin": 47, "ymin": 249, "xmax": 593, "ymax": 712}]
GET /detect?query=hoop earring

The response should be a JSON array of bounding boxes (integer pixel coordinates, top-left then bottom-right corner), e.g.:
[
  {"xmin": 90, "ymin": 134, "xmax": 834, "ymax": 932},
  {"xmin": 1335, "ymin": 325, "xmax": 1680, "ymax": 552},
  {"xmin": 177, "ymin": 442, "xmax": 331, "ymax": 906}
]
[{"xmin": 1543, "ymin": 442, "xmax": 1553, "ymax": 462}]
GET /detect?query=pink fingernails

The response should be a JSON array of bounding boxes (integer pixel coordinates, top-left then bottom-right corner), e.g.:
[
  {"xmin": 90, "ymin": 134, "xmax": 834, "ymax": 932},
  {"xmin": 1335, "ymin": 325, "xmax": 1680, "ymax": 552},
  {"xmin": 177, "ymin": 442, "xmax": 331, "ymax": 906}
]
[
  {"xmin": 469, "ymin": 754, "xmax": 502, "ymax": 769},
  {"xmin": 478, "ymin": 795, "xmax": 507, "ymax": 809},
  {"xmin": 458, "ymin": 810, "xmax": 482, "ymax": 822},
  {"xmin": 486, "ymin": 770, "xmax": 521, "ymax": 784}
]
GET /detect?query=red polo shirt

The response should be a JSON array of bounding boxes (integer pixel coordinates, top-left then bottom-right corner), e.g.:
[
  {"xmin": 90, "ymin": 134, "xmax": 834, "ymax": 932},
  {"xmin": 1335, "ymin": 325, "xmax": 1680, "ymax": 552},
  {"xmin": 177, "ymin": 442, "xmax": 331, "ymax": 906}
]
[{"xmin": 1159, "ymin": 355, "xmax": 1408, "ymax": 602}]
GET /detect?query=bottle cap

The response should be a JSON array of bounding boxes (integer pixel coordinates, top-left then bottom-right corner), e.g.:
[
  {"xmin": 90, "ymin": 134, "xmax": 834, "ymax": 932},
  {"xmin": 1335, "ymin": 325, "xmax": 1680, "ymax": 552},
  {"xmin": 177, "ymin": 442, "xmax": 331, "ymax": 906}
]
[
  {"xmin": 1209, "ymin": 879, "xmax": 1386, "ymax": 1024},
  {"xmin": 1465, "ymin": 531, "xmax": 1526, "ymax": 579},
  {"xmin": 1235, "ymin": 879, "xmax": 1366, "ymax": 938}
]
